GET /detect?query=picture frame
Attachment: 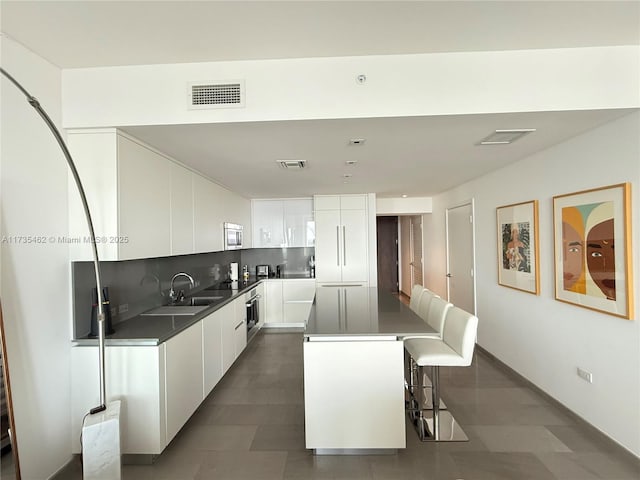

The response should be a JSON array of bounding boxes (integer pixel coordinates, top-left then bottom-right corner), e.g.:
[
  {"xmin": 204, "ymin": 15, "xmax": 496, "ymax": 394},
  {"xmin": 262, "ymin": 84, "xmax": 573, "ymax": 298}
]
[
  {"xmin": 496, "ymin": 200, "xmax": 540, "ymax": 295},
  {"xmin": 553, "ymin": 183, "xmax": 633, "ymax": 319}
]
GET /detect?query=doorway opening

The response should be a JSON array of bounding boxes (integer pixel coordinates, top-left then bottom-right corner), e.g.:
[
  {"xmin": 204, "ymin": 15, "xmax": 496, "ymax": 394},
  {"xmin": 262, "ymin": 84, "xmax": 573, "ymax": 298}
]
[{"xmin": 376, "ymin": 215, "xmax": 424, "ymax": 304}]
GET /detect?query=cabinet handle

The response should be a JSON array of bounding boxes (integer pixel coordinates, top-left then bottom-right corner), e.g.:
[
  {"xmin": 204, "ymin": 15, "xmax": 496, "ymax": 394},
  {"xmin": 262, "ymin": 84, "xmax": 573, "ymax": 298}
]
[
  {"xmin": 342, "ymin": 225, "xmax": 347, "ymax": 266},
  {"xmin": 235, "ymin": 321, "xmax": 244, "ymax": 330},
  {"xmin": 336, "ymin": 226, "xmax": 340, "ymax": 266}
]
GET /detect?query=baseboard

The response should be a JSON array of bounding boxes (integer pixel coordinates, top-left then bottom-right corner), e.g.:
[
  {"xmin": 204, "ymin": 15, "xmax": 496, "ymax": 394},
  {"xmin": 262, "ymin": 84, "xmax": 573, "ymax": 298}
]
[{"xmin": 475, "ymin": 345, "xmax": 640, "ymax": 463}]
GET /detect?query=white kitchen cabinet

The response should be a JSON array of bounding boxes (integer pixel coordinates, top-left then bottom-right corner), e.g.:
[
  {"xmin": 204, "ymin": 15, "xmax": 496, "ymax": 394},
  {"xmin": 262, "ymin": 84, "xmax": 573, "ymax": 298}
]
[
  {"xmin": 202, "ymin": 308, "xmax": 224, "ymax": 397},
  {"xmin": 255, "ymin": 282, "xmax": 266, "ymax": 328},
  {"xmin": 118, "ymin": 135, "xmax": 172, "ymax": 259},
  {"xmin": 165, "ymin": 322, "xmax": 204, "ymax": 442},
  {"xmin": 220, "ymin": 301, "xmax": 239, "ymax": 373},
  {"xmin": 234, "ymin": 295, "xmax": 247, "ymax": 357},
  {"xmin": 283, "ymin": 279, "xmax": 316, "ymax": 324},
  {"xmin": 314, "ymin": 195, "xmax": 369, "ymax": 283},
  {"xmin": 193, "ymin": 174, "xmax": 221, "ymax": 253},
  {"xmin": 264, "ymin": 280, "xmax": 284, "ymax": 324},
  {"xmin": 68, "ymin": 128, "xmax": 248, "ymax": 260},
  {"xmin": 252, "ymin": 198, "xmax": 313, "ymax": 248},
  {"xmin": 252, "ymin": 200, "xmax": 285, "ymax": 247},
  {"xmin": 71, "ymin": 345, "xmax": 166, "ymax": 454},
  {"xmin": 264, "ymin": 279, "xmax": 315, "ymax": 326},
  {"xmin": 170, "ymin": 162, "xmax": 194, "ymax": 255}
]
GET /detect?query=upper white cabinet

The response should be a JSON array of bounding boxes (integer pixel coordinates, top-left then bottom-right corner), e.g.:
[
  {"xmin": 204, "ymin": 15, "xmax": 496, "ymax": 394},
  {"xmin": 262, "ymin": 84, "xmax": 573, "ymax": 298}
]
[
  {"xmin": 118, "ymin": 136, "xmax": 172, "ymax": 259},
  {"xmin": 252, "ymin": 198, "xmax": 313, "ymax": 248},
  {"xmin": 314, "ymin": 195, "xmax": 369, "ymax": 283},
  {"xmin": 170, "ymin": 163, "xmax": 195, "ymax": 256},
  {"xmin": 68, "ymin": 129, "xmax": 250, "ymax": 260},
  {"xmin": 193, "ymin": 174, "xmax": 220, "ymax": 253}
]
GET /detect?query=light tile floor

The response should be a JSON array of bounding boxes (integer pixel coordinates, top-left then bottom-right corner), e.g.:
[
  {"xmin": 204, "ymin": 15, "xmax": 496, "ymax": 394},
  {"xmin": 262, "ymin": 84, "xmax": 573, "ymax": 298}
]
[{"xmin": 58, "ymin": 331, "xmax": 639, "ymax": 480}]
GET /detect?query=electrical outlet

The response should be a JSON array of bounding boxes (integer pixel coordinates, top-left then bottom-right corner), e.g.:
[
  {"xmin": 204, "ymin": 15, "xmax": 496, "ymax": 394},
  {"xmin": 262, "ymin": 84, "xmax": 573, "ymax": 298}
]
[
  {"xmin": 577, "ymin": 367, "xmax": 593, "ymax": 383},
  {"xmin": 118, "ymin": 303, "xmax": 129, "ymax": 314}
]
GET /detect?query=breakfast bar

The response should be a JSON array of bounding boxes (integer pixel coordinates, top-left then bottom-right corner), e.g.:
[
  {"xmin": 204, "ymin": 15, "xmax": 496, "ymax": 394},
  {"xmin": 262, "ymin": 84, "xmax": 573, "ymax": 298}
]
[{"xmin": 303, "ymin": 285, "xmax": 437, "ymax": 454}]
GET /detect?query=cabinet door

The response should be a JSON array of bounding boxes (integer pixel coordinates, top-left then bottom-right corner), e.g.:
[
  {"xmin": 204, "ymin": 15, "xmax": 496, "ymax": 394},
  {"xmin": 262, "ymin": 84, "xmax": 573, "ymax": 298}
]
[
  {"xmin": 255, "ymin": 282, "xmax": 266, "ymax": 327},
  {"xmin": 165, "ymin": 322, "xmax": 203, "ymax": 442},
  {"xmin": 202, "ymin": 310, "xmax": 224, "ymax": 396},
  {"xmin": 340, "ymin": 209, "xmax": 369, "ymax": 282},
  {"xmin": 252, "ymin": 200, "xmax": 285, "ymax": 247},
  {"xmin": 193, "ymin": 174, "xmax": 219, "ymax": 253},
  {"xmin": 219, "ymin": 302, "xmax": 237, "ymax": 374},
  {"xmin": 170, "ymin": 163, "xmax": 194, "ymax": 255},
  {"xmin": 118, "ymin": 135, "xmax": 171, "ymax": 259},
  {"xmin": 264, "ymin": 280, "xmax": 284, "ymax": 324},
  {"xmin": 234, "ymin": 297, "xmax": 247, "ymax": 357},
  {"xmin": 283, "ymin": 199, "xmax": 314, "ymax": 247},
  {"xmin": 314, "ymin": 209, "xmax": 342, "ymax": 282},
  {"xmin": 283, "ymin": 280, "xmax": 316, "ymax": 324}
]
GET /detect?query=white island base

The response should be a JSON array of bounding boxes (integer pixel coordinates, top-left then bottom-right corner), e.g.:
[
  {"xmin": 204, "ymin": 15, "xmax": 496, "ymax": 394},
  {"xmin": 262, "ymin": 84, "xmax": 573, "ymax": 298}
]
[{"xmin": 303, "ymin": 336, "xmax": 406, "ymax": 454}]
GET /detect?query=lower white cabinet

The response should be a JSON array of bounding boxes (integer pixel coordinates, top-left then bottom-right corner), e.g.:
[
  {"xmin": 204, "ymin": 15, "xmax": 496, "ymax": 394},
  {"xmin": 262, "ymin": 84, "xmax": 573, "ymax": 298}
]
[
  {"xmin": 71, "ymin": 345, "xmax": 166, "ymax": 454},
  {"xmin": 202, "ymin": 308, "xmax": 224, "ymax": 396},
  {"xmin": 165, "ymin": 322, "xmax": 203, "ymax": 442},
  {"xmin": 264, "ymin": 280, "xmax": 283, "ymax": 324},
  {"xmin": 264, "ymin": 279, "xmax": 315, "ymax": 326},
  {"xmin": 233, "ymin": 296, "xmax": 247, "ymax": 359},
  {"xmin": 71, "ymin": 295, "xmax": 251, "ymax": 456}
]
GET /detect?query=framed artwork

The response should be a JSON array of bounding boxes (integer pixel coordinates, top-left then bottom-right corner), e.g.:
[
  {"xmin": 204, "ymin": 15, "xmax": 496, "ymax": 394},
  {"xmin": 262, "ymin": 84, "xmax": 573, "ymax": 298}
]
[
  {"xmin": 496, "ymin": 200, "xmax": 540, "ymax": 294},
  {"xmin": 553, "ymin": 183, "xmax": 633, "ymax": 319}
]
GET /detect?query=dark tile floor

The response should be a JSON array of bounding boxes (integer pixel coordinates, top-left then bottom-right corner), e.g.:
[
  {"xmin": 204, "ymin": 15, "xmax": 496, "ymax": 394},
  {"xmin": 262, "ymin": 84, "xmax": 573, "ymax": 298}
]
[{"xmin": 60, "ymin": 331, "xmax": 639, "ymax": 480}]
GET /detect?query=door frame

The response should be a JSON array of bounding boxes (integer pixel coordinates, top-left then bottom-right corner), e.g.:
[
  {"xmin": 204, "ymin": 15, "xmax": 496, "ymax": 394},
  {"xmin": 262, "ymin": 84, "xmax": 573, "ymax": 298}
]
[{"xmin": 445, "ymin": 199, "xmax": 477, "ymax": 315}]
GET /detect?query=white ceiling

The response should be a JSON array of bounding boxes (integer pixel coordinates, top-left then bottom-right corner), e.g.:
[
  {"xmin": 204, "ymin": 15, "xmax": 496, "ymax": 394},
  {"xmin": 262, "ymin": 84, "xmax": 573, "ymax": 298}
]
[{"xmin": 2, "ymin": 1, "xmax": 639, "ymax": 198}]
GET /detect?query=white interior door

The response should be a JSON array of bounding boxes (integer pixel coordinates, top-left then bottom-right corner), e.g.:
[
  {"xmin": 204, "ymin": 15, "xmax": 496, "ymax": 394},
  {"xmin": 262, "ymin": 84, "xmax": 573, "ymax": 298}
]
[{"xmin": 446, "ymin": 202, "xmax": 476, "ymax": 314}]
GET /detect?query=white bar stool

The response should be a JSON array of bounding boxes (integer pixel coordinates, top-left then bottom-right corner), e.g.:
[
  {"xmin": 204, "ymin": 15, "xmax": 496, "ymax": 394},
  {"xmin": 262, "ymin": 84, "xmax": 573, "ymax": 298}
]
[
  {"xmin": 408, "ymin": 285, "xmax": 426, "ymax": 313},
  {"xmin": 404, "ymin": 306, "xmax": 478, "ymax": 441},
  {"xmin": 405, "ymin": 296, "xmax": 452, "ymax": 414}
]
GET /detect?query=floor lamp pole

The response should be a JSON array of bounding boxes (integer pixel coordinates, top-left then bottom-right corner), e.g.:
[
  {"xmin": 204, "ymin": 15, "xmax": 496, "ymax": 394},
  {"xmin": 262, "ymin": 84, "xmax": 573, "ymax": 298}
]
[{"xmin": 1, "ymin": 67, "xmax": 108, "ymax": 414}]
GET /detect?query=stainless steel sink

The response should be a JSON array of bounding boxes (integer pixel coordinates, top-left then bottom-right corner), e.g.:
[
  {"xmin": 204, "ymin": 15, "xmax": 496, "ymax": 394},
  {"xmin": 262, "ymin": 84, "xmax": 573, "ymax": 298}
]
[
  {"xmin": 141, "ymin": 306, "xmax": 207, "ymax": 316},
  {"xmin": 183, "ymin": 295, "xmax": 225, "ymax": 306}
]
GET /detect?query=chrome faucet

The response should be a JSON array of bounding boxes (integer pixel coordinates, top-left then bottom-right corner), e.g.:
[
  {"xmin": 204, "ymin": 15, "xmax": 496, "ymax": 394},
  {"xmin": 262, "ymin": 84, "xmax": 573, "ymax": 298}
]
[{"xmin": 169, "ymin": 272, "xmax": 195, "ymax": 303}]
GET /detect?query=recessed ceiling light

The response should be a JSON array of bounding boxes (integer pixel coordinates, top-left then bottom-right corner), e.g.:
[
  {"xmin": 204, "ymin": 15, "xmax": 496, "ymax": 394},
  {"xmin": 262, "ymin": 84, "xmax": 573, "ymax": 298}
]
[
  {"xmin": 477, "ymin": 129, "xmax": 536, "ymax": 145},
  {"xmin": 345, "ymin": 160, "xmax": 358, "ymax": 166},
  {"xmin": 276, "ymin": 159, "xmax": 307, "ymax": 169},
  {"xmin": 343, "ymin": 173, "xmax": 353, "ymax": 178},
  {"xmin": 349, "ymin": 138, "xmax": 366, "ymax": 145},
  {"xmin": 401, "ymin": 194, "xmax": 408, "ymax": 198}
]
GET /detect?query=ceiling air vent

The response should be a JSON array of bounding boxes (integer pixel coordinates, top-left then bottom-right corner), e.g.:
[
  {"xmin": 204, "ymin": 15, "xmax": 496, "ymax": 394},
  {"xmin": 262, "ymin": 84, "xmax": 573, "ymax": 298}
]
[
  {"xmin": 477, "ymin": 129, "xmax": 536, "ymax": 145},
  {"xmin": 188, "ymin": 81, "xmax": 245, "ymax": 109},
  {"xmin": 277, "ymin": 160, "xmax": 307, "ymax": 169}
]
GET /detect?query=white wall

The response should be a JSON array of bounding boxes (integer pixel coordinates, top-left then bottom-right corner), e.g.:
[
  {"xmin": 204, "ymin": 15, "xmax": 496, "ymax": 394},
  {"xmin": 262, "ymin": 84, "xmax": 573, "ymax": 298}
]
[
  {"xmin": 376, "ymin": 196, "xmax": 432, "ymax": 215},
  {"xmin": 62, "ymin": 46, "xmax": 639, "ymax": 128},
  {"xmin": 0, "ymin": 37, "xmax": 73, "ymax": 478},
  {"xmin": 424, "ymin": 111, "xmax": 640, "ymax": 456}
]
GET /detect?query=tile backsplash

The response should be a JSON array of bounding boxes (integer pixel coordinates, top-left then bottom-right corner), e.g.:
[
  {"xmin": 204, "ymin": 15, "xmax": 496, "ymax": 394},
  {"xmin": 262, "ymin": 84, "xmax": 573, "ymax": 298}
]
[{"xmin": 72, "ymin": 247, "xmax": 314, "ymax": 339}]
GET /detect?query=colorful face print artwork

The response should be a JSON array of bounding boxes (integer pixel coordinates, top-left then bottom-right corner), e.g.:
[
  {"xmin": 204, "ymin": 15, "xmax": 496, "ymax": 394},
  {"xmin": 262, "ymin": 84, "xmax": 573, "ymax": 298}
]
[
  {"xmin": 561, "ymin": 202, "xmax": 615, "ymax": 300},
  {"xmin": 502, "ymin": 222, "xmax": 531, "ymax": 273}
]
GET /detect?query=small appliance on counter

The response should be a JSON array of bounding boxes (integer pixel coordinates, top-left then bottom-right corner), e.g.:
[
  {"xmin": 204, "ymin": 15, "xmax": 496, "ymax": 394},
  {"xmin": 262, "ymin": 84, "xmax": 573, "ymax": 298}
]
[
  {"xmin": 229, "ymin": 262, "xmax": 239, "ymax": 281},
  {"xmin": 256, "ymin": 265, "xmax": 271, "ymax": 278}
]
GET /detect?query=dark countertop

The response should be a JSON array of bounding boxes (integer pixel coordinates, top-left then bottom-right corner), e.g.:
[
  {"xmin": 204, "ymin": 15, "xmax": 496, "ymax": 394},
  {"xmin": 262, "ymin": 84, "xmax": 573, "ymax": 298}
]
[
  {"xmin": 73, "ymin": 279, "xmax": 262, "ymax": 346},
  {"xmin": 304, "ymin": 287, "xmax": 437, "ymax": 338}
]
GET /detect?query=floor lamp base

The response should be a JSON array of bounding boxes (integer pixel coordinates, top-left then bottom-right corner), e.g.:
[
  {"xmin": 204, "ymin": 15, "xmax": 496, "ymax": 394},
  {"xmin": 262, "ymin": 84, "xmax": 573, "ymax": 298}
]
[{"xmin": 82, "ymin": 400, "xmax": 121, "ymax": 480}]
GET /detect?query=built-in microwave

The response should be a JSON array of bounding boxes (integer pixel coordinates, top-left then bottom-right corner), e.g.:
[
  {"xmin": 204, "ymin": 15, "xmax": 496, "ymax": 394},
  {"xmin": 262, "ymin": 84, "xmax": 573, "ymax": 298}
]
[{"xmin": 223, "ymin": 222, "xmax": 243, "ymax": 250}]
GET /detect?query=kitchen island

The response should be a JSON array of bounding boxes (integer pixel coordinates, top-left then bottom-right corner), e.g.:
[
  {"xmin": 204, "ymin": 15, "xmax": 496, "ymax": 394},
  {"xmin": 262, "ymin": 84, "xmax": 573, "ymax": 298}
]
[{"xmin": 303, "ymin": 286, "xmax": 437, "ymax": 453}]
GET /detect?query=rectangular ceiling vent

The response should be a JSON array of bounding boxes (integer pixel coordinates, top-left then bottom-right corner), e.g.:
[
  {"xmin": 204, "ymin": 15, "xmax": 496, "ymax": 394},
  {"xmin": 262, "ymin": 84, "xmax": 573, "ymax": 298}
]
[
  {"xmin": 188, "ymin": 81, "xmax": 245, "ymax": 109},
  {"xmin": 277, "ymin": 160, "xmax": 307, "ymax": 169},
  {"xmin": 477, "ymin": 129, "xmax": 536, "ymax": 145}
]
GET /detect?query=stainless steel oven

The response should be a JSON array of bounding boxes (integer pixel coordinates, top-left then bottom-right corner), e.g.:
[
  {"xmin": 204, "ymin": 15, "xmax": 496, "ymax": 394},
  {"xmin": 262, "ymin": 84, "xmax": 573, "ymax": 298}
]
[
  {"xmin": 245, "ymin": 288, "xmax": 260, "ymax": 341},
  {"xmin": 223, "ymin": 222, "xmax": 243, "ymax": 250}
]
